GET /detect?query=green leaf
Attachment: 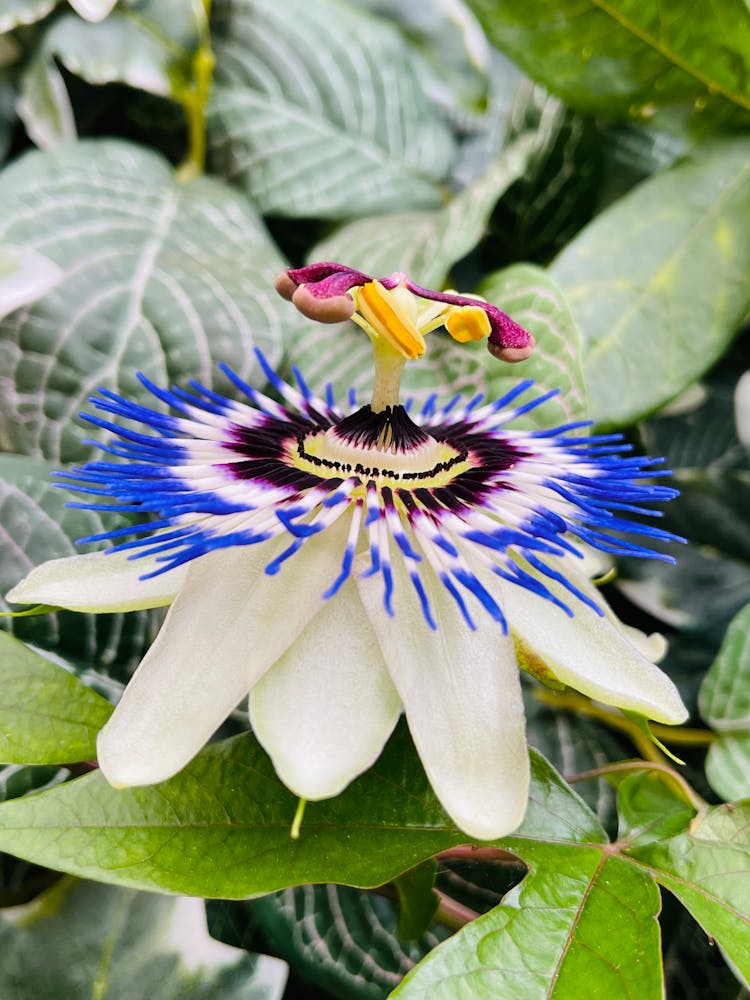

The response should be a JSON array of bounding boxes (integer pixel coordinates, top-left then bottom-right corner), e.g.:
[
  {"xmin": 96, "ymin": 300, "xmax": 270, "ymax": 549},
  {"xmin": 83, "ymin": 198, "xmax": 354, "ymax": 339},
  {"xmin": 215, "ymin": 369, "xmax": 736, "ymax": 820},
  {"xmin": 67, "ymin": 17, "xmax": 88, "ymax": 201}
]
[
  {"xmin": 0, "ymin": 878, "xmax": 289, "ymax": 999},
  {"xmin": 705, "ymin": 735, "xmax": 750, "ymax": 802},
  {"xmin": 393, "ymin": 860, "xmax": 439, "ymax": 941},
  {"xmin": 0, "ymin": 246, "xmax": 61, "ymax": 318},
  {"xmin": 0, "ymin": 732, "xmax": 600, "ymax": 897},
  {"xmin": 0, "ymin": 632, "xmax": 112, "ymax": 764},
  {"xmin": 699, "ymin": 603, "xmax": 750, "ymax": 801},
  {"xmin": 614, "ymin": 769, "xmax": 696, "ymax": 848},
  {"xmin": 0, "ymin": 0, "xmax": 56, "ymax": 33},
  {"xmin": 286, "ymin": 264, "xmax": 587, "ymax": 430},
  {"xmin": 310, "ymin": 134, "xmax": 537, "ymax": 286},
  {"xmin": 208, "ymin": 0, "xmax": 455, "ymax": 218},
  {"xmin": 551, "ymin": 139, "xmax": 750, "ymax": 427},
  {"xmin": 0, "ymin": 454, "xmax": 160, "ymax": 676},
  {"xmin": 0, "ymin": 139, "xmax": 288, "ymax": 463},
  {"xmin": 394, "ymin": 848, "xmax": 663, "ymax": 999},
  {"xmin": 699, "ymin": 603, "xmax": 750, "ymax": 731},
  {"xmin": 236, "ymin": 884, "xmax": 447, "ymax": 1000},
  {"xmin": 466, "ymin": 0, "xmax": 750, "ymax": 123},
  {"xmin": 629, "ymin": 803, "xmax": 750, "ymax": 984}
]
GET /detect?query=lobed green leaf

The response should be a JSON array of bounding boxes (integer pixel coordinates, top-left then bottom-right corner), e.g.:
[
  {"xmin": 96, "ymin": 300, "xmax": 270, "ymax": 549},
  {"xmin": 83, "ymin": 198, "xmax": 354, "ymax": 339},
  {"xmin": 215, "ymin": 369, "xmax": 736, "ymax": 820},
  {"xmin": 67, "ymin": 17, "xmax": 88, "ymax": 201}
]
[{"xmin": 394, "ymin": 847, "xmax": 663, "ymax": 999}]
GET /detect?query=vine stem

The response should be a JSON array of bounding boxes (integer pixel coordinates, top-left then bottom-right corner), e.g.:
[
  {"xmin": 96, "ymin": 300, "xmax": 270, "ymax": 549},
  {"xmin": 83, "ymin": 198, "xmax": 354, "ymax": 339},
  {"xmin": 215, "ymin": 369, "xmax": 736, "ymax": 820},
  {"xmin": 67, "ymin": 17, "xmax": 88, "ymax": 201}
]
[
  {"xmin": 567, "ymin": 759, "xmax": 709, "ymax": 812},
  {"xmin": 178, "ymin": 0, "xmax": 215, "ymax": 178},
  {"xmin": 533, "ymin": 687, "xmax": 716, "ymax": 763}
]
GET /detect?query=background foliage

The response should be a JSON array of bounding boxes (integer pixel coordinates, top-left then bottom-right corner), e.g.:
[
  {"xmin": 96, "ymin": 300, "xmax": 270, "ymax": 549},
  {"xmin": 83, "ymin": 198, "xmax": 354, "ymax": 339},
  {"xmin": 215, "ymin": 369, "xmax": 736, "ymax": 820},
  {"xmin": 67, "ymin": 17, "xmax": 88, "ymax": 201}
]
[{"xmin": 0, "ymin": 0, "xmax": 749, "ymax": 997}]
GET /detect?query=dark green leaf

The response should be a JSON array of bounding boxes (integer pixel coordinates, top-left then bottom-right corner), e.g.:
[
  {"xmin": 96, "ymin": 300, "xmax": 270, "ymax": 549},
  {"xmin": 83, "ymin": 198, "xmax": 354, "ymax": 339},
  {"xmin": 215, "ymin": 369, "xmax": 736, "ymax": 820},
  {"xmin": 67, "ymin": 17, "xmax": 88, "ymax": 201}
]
[
  {"xmin": 393, "ymin": 860, "xmax": 439, "ymax": 941},
  {"xmin": 467, "ymin": 0, "xmax": 750, "ymax": 123},
  {"xmin": 0, "ymin": 631, "xmax": 112, "ymax": 764},
  {"xmin": 487, "ymin": 84, "xmax": 602, "ymax": 263},
  {"xmin": 551, "ymin": 139, "xmax": 750, "ymax": 427},
  {"xmin": 240, "ymin": 885, "xmax": 447, "ymax": 1000},
  {"xmin": 0, "ymin": 878, "xmax": 288, "ymax": 999},
  {"xmin": 0, "ymin": 139, "xmax": 288, "ymax": 463}
]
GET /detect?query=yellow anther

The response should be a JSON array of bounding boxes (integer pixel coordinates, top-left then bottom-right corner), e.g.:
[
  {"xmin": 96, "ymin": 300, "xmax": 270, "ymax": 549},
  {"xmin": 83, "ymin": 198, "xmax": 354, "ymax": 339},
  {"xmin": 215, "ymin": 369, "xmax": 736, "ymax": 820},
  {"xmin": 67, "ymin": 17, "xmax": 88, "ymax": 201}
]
[
  {"xmin": 356, "ymin": 281, "xmax": 425, "ymax": 360},
  {"xmin": 445, "ymin": 305, "xmax": 491, "ymax": 343}
]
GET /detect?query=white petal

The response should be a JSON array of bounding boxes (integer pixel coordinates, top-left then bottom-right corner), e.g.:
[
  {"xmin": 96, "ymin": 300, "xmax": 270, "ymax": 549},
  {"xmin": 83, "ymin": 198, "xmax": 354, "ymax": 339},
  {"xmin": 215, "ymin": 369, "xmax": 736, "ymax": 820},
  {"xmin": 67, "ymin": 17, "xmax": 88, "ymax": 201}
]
[
  {"xmin": 5, "ymin": 551, "xmax": 187, "ymax": 612},
  {"xmin": 97, "ymin": 515, "xmax": 353, "ymax": 787},
  {"xmin": 502, "ymin": 563, "xmax": 688, "ymax": 725},
  {"xmin": 249, "ymin": 582, "xmax": 401, "ymax": 800},
  {"xmin": 357, "ymin": 555, "xmax": 529, "ymax": 841}
]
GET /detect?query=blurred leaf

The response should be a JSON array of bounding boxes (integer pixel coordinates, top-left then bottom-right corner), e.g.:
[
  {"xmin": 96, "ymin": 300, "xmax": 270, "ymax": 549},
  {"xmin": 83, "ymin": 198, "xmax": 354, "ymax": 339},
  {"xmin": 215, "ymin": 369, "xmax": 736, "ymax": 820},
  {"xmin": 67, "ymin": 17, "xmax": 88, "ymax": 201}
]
[
  {"xmin": 0, "ymin": 247, "xmax": 61, "ymax": 318},
  {"xmin": 351, "ymin": 0, "xmax": 491, "ymax": 112},
  {"xmin": 466, "ymin": 0, "xmax": 750, "ymax": 124},
  {"xmin": 0, "ymin": 454, "xmax": 160, "ymax": 676},
  {"xmin": 239, "ymin": 884, "xmax": 447, "ymax": 1000},
  {"xmin": 552, "ymin": 139, "xmax": 750, "ymax": 427},
  {"xmin": 700, "ymin": 603, "xmax": 750, "ymax": 731},
  {"xmin": 393, "ymin": 860, "xmax": 439, "ymax": 941},
  {"xmin": 68, "ymin": 0, "xmax": 117, "ymax": 20},
  {"xmin": 0, "ymin": 879, "xmax": 288, "ymax": 999},
  {"xmin": 630, "ymin": 802, "xmax": 750, "ymax": 984},
  {"xmin": 450, "ymin": 50, "xmax": 525, "ymax": 187},
  {"xmin": 620, "ymin": 352, "xmax": 750, "ymax": 638},
  {"xmin": 0, "ymin": 631, "xmax": 112, "ymax": 764},
  {"xmin": 286, "ymin": 264, "xmax": 587, "ymax": 430},
  {"xmin": 310, "ymin": 134, "xmax": 536, "ymax": 284},
  {"xmin": 663, "ymin": 899, "xmax": 750, "ymax": 1000},
  {"xmin": 0, "ymin": 0, "xmax": 56, "ymax": 32},
  {"xmin": 618, "ymin": 546, "xmax": 750, "ymax": 637},
  {"xmin": 705, "ymin": 735, "xmax": 750, "ymax": 802},
  {"xmin": 394, "ymin": 847, "xmax": 663, "ymax": 999},
  {"xmin": 487, "ymin": 84, "xmax": 602, "ymax": 264},
  {"xmin": 0, "ymin": 139, "xmax": 288, "ymax": 463},
  {"xmin": 208, "ymin": 0, "xmax": 455, "ymax": 218},
  {"xmin": 17, "ymin": 52, "xmax": 76, "ymax": 148},
  {"xmin": 18, "ymin": 3, "xmax": 201, "ymax": 148},
  {"xmin": 0, "ymin": 734, "xmax": 603, "ymax": 897}
]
